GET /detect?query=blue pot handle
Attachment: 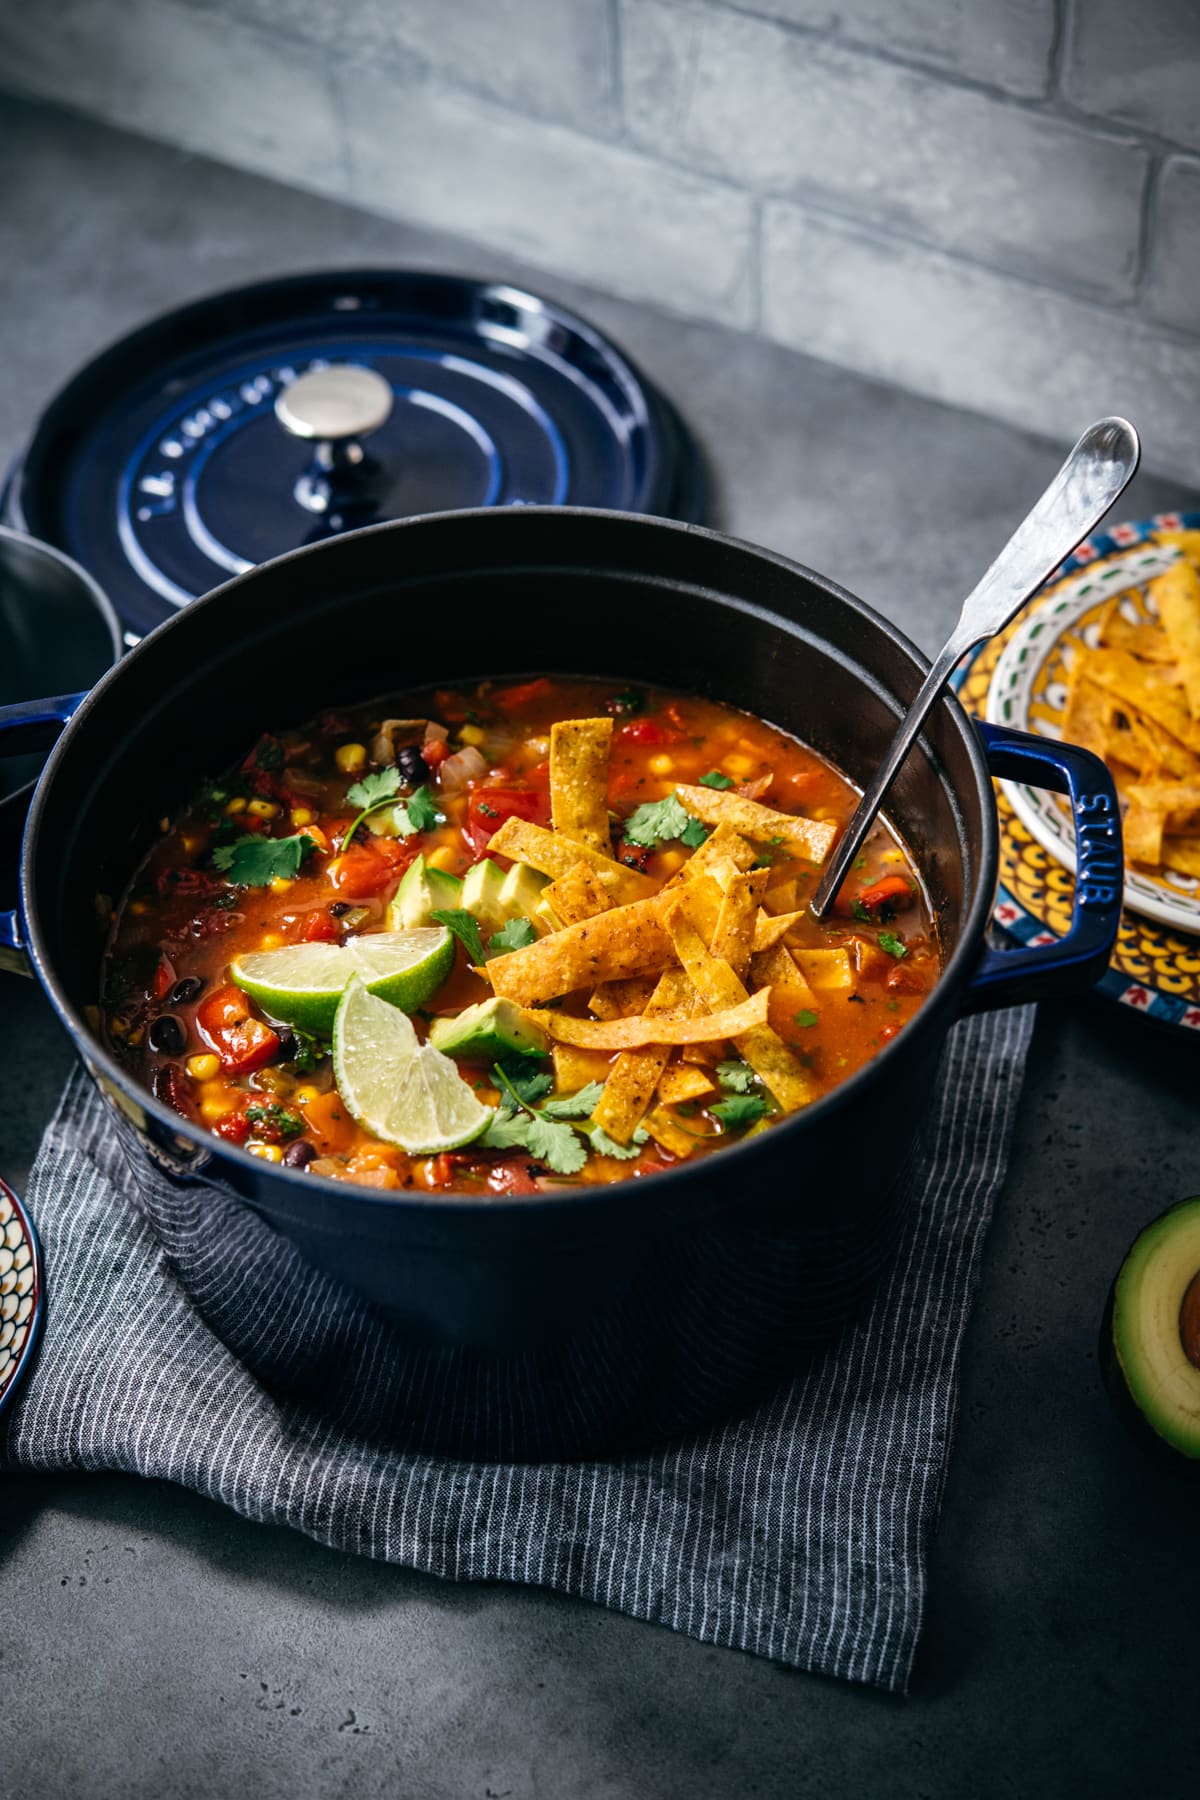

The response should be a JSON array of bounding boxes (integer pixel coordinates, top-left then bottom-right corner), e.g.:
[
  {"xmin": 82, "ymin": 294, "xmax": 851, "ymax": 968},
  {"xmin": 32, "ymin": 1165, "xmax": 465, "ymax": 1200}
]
[
  {"xmin": 964, "ymin": 718, "xmax": 1122, "ymax": 1013},
  {"xmin": 0, "ymin": 692, "xmax": 87, "ymax": 967}
]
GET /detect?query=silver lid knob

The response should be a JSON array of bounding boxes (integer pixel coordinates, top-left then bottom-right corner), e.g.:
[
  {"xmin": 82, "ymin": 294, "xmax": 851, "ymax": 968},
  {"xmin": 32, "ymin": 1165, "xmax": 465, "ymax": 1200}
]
[{"xmin": 275, "ymin": 365, "xmax": 394, "ymax": 443}]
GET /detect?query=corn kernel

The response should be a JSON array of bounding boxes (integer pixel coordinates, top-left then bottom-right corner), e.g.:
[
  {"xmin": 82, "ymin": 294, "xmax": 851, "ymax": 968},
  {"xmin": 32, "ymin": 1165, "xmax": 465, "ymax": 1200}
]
[
  {"xmin": 658, "ymin": 848, "xmax": 686, "ymax": 875},
  {"xmin": 247, "ymin": 1142, "xmax": 284, "ymax": 1163},
  {"xmin": 224, "ymin": 796, "xmax": 248, "ymax": 816},
  {"xmin": 304, "ymin": 825, "xmax": 330, "ymax": 853},
  {"xmin": 524, "ymin": 736, "xmax": 550, "ymax": 758},
  {"xmin": 724, "ymin": 752, "xmax": 756, "ymax": 777},
  {"xmin": 648, "ymin": 752, "xmax": 674, "ymax": 776},
  {"xmin": 128, "ymin": 899, "xmax": 149, "ymax": 917},
  {"xmin": 199, "ymin": 1095, "xmax": 233, "ymax": 1124},
  {"xmin": 290, "ymin": 806, "xmax": 314, "ymax": 827},
  {"xmin": 458, "ymin": 723, "xmax": 487, "ymax": 748},
  {"xmin": 268, "ymin": 877, "xmax": 294, "ymax": 895},
  {"xmin": 181, "ymin": 833, "xmax": 203, "ymax": 856},
  {"xmin": 187, "ymin": 1053, "xmax": 220, "ymax": 1082},
  {"xmin": 293, "ymin": 1086, "xmax": 321, "ymax": 1107},
  {"xmin": 427, "ymin": 845, "xmax": 456, "ymax": 871},
  {"xmin": 335, "ymin": 742, "xmax": 367, "ymax": 774},
  {"xmin": 259, "ymin": 932, "xmax": 284, "ymax": 950},
  {"xmin": 247, "ymin": 798, "xmax": 279, "ymax": 819}
]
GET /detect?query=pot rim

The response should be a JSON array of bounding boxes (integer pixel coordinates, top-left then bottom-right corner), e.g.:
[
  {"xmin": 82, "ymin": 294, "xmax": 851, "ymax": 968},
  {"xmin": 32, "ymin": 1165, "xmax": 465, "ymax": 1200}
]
[{"xmin": 16, "ymin": 505, "xmax": 998, "ymax": 1223}]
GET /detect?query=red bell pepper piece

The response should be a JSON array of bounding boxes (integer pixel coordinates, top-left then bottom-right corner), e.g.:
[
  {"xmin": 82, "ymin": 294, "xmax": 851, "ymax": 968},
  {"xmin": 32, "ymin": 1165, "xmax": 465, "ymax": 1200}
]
[
  {"xmin": 196, "ymin": 984, "xmax": 281, "ymax": 1075},
  {"xmin": 465, "ymin": 785, "xmax": 551, "ymax": 855}
]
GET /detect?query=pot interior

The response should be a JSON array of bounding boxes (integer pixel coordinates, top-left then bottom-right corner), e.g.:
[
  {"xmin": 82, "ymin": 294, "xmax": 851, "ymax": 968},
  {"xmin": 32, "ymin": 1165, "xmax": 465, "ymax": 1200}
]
[{"xmin": 25, "ymin": 510, "xmax": 988, "ymax": 1016}]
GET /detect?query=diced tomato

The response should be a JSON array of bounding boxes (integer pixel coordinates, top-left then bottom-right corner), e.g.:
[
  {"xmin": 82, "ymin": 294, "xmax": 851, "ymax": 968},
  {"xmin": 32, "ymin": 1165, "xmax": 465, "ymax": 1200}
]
[
  {"xmin": 151, "ymin": 953, "xmax": 177, "ymax": 1000},
  {"xmin": 492, "ymin": 677, "xmax": 552, "ymax": 712},
  {"xmin": 856, "ymin": 874, "xmax": 915, "ymax": 915},
  {"xmin": 485, "ymin": 1156, "xmax": 542, "ymax": 1195},
  {"xmin": 156, "ymin": 865, "xmax": 222, "ymax": 899},
  {"xmin": 298, "ymin": 910, "xmax": 340, "ymax": 943},
  {"xmin": 214, "ymin": 1108, "xmax": 252, "ymax": 1144},
  {"xmin": 422, "ymin": 736, "xmax": 449, "ymax": 768},
  {"xmin": 465, "ymin": 784, "xmax": 551, "ymax": 854},
  {"xmin": 615, "ymin": 717, "xmax": 685, "ymax": 747},
  {"xmin": 196, "ymin": 984, "xmax": 281, "ymax": 1075},
  {"xmin": 328, "ymin": 837, "xmax": 417, "ymax": 899},
  {"xmin": 886, "ymin": 958, "xmax": 931, "ymax": 995}
]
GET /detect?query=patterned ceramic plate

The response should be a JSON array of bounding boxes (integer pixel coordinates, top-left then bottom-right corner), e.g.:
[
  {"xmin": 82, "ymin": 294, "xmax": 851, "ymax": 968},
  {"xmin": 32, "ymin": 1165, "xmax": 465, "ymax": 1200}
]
[
  {"xmin": 956, "ymin": 508, "xmax": 1200, "ymax": 1034},
  {"xmin": 987, "ymin": 537, "xmax": 1200, "ymax": 935},
  {"xmin": 0, "ymin": 1176, "xmax": 44, "ymax": 1417}
]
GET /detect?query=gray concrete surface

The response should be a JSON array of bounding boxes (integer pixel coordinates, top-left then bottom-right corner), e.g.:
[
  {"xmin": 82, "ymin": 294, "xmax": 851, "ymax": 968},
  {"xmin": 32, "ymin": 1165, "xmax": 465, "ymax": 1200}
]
[{"xmin": 1, "ymin": 98, "xmax": 1198, "ymax": 1799}]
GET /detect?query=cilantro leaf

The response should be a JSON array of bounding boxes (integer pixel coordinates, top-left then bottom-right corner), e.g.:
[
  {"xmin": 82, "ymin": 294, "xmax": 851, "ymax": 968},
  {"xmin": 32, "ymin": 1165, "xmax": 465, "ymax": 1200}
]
[
  {"xmin": 699, "ymin": 770, "xmax": 735, "ymax": 789},
  {"xmin": 879, "ymin": 931, "xmax": 908, "ymax": 959},
  {"xmin": 244, "ymin": 1101, "xmax": 304, "ymax": 1139},
  {"xmin": 488, "ymin": 917, "xmax": 537, "ymax": 956},
  {"xmin": 431, "ymin": 908, "xmax": 486, "ymax": 966},
  {"xmin": 479, "ymin": 1111, "xmax": 535, "ymax": 1152},
  {"xmin": 716, "ymin": 1060, "xmax": 757, "ymax": 1094},
  {"xmin": 622, "ymin": 791, "xmax": 705, "ymax": 850},
  {"xmin": 396, "ymin": 784, "xmax": 441, "ymax": 837},
  {"xmin": 680, "ymin": 816, "xmax": 709, "ymax": 848},
  {"xmin": 851, "ymin": 898, "xmax": 872, "ymax": 923},
  {"xmin": 610, "ymin": 688, "xmax": 643, "ymax": 716},
  {"xmin": 213, "ymin": 832, "xmax": 315, "ymax": 887},
  {"xmin": 711, "ymin": 1093, "xmax": 767, "ymax": 1130},
  {"xmin": 492, "ymin": 1059, "xmax": 553, "ymax": 1108},
  {"xmin": 541, "ymin": 1082, "xmax": 605, "ymax": 1120},
  {"xmin": 345, "ymin": 766, "xmax": 402, "ymax": 811},
  {"xmin": 794, "ymin": 1009, "xmax": 819, "ymax": 1028},
  {"xmin": 586, "ymin": 1124, "xmax": 644, "ymax": 1160},
  {"xmin": 525, "ymin": 1114, "xmax": 588, "ymax": 1174},
  {"xmin": 283, "ymin": 1029, "xmax": 328, "ymax": 1073}
]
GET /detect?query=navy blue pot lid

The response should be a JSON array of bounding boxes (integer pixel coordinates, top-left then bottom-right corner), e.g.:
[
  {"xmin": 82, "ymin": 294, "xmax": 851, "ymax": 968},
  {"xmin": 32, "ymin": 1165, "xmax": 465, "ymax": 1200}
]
[{"xmin": 9, "ymin": 269, "xmax": 704, "ymax": 636}]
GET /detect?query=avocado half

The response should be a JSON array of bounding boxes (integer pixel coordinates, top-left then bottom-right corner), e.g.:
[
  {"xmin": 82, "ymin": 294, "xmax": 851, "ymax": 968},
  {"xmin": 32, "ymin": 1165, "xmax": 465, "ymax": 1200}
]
[{"xmin": 1100, "ymin": 1196, "xmax": 1200, "ymax": 1468}]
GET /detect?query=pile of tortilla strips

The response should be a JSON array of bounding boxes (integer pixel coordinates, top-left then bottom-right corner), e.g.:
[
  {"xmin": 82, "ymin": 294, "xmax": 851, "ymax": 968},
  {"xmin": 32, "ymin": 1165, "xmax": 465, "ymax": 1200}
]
[
  {"xmin": 1062, "ymin": 532, "xmax": 1200, "ymax": 878},
  {"xmin": 479, "ymin": 716, "xmax": 852, "ymax": 1155}
]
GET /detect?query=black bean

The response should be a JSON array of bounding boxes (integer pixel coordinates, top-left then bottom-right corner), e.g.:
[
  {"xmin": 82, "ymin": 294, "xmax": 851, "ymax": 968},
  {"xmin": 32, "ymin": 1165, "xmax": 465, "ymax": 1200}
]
[
  {"xmin": 283, "ymin": 1139, "xmax": 316, "ymax": 1169},
  {"xmin": 169, "ymin": 975, "xmax": 205, "ymax": 1005},
  {"xmin": 329, "ymin": 902, "xmax": 352, "ymax": 919},
  {"xmin": 273, "ymin": 1028, "xmax": 297, "ymax": 1063},
  {"xmin": 396, "ymin": 745, "xmax": 428, "ymax": 786},
  {"xmin": 148, "ymin": 1014, "xmax": 187, "ymax": 1056}
]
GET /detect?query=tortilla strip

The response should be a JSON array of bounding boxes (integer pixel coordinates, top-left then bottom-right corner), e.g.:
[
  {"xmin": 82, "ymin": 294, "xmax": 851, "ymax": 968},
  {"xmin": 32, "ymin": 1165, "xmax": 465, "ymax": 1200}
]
[
  {"xmin": 1083, "ymin": 650, "xmax": 1200, "ymax": 752},
  {"xmin": 1097, "ymin": 606, "xmax": 1177, "ymax": 663},
  {"xmin": 752, "ymin": 908, "xmax": 803, "ymax": 952},
  {"xmin": 793, "ymin": 947, "xmax": 854, "ymax": 990},
  {"xmin": 550, "ymin": 717, "xmax": 614, "ymax": 855},
  {"xmin": 1126, "ymin": 781, "xmax": 1200, "ymax": 832},
  {"xmin": 709, "ymin": 870, "xmax": 768, "ymax": 978},
  {"xmin": 674, "ymin": 785, "xmax": 838, "ymax": 863},
  {"xmin": 640, "ymin": 1107, "xmax": 697, "ymax": 1160},
  {"xmin": 1123, "ymin": 801, "xmax": 1164, "ymax": 867},
  {"xmin": 750, "ymin": 942, "xmax": 818, "ymax": 1009},
  {"xmin": 1163, "ymin": 835, "xmax": 1200, "ymax": 877},
  {"xmin": 665, "ymin": 897, "xmax": 817, "ymax": 1111},
  {"xmin": 662, "ymin": 821, "xmax": 756, "ymax": 892},
  {"xmin": 591, "ymin": 967, "xmax": 695, "ymax": 1143},
  {"xmin": 656, "ymin": 1062, "xmax": 717, "ymax": 1104},
  {"xmin": 762, "ymin": 877, "xmax": 799, "ymax": 914},
  {"xmin": 587, "ymin": 975, "xmax": 658, "ymax": 1019},
  {"xmin": 1156, "ymin": 530, "xmax": 1200, "ymax": 568},
  {"xmin": 1062, "ymin": 665, "xmax": 1116, "ymax": 761},
  {"xmin": 541, "ymin": 861, "xmax": 612, "ymax": 927},
  {"xmin": 529, "ymin": 988, "xmax": 770, "ymax": 1049},
  {"xmin": 1152, "ymin": 559, "xmax": 1200, "ymax": 719},
  {"xmin": 487, "ymin": 896, "xmax": 671, "ymax": 1006},
  {"xmin": 551, "ymin": 1044, "xmax": 613, "ymax": 1091},
  {"xmin": 487, "ymin": 816, "xmax": 655, "ymax": 904},
  {"xmin": 1113, "ymin": 703, "xmax": 1200, "ymax": 780}
]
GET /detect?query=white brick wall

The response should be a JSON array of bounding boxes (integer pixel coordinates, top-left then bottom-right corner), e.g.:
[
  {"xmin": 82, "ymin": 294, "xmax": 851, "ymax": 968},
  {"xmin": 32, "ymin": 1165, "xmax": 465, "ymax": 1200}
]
[{"xmin": 1, "ymin": 0, "xmax": 1198, "ymax": 483}]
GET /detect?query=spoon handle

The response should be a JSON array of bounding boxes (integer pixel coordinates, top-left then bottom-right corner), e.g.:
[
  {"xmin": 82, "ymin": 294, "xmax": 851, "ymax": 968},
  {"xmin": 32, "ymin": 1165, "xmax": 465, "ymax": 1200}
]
[{"xmin": 810, "ymin": 416, "xmax": 1140, "ymax": 920}]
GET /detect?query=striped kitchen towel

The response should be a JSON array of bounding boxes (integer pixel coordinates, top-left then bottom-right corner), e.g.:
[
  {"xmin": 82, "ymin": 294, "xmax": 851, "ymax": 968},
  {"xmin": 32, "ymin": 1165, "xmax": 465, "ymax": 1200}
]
[{"xmin": 1, "ymin": 1005, "xmax": 1033, "ymax": 1692}]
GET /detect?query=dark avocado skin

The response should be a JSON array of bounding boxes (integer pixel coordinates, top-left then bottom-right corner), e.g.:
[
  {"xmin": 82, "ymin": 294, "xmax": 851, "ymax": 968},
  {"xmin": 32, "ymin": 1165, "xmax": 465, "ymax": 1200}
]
[{"xmin": 1099, "ymin": 1201, "xmax": 1200, "ymax": 1475}]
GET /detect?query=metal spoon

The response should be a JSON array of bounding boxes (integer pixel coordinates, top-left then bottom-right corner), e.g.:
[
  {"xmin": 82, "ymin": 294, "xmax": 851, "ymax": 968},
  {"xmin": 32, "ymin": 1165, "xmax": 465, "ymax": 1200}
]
[{"xmin": 810, "ymin": 416, "xmax": 1141, "ymax": 920}]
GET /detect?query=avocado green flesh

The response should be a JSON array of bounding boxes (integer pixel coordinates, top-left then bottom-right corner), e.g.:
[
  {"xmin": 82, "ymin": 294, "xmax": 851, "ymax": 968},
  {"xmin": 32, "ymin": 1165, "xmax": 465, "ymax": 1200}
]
[
  {"xmin": 1111, "ymin": 1197, "xmax": 1200, "ymax": 1460},
  {"xmin": 389, "ymin": 855, "xmax": 463, "ymax": 929},
  {"xmin": 428, "ymin": 997, "xmax": 548, "ymax": 1060}
]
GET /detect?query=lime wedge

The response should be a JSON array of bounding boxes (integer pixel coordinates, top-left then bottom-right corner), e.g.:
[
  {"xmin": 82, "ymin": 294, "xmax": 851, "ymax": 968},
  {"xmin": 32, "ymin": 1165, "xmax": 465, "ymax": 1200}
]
[
  {"xmin": 230, "ymin": 927, "xmax": 454, "ymax": 1033},
  {"xmin": 332, "ymin": 975, "xmax": 493, "ymax": 1154}
]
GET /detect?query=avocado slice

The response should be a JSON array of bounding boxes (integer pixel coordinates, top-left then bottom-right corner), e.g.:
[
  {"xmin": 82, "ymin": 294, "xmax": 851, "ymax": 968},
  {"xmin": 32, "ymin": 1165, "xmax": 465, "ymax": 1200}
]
[
  {"xmin": 460, "ymin": 858, "xmax": 509, "ymax": 931},
  {"xmin": 1101, "ymin": 1195, "xmax": 1200, "ymax": 1466},
  {"xmin": 497, "ymin": 861, "xmax": 550, "ymax": 919},
  {"xmin": 428, "ymin": 997, "xmax": 548, "ymax": 1060},
  {"xmin": 387, "ymin": 855, "xmax": 464, "ymax": 930}
]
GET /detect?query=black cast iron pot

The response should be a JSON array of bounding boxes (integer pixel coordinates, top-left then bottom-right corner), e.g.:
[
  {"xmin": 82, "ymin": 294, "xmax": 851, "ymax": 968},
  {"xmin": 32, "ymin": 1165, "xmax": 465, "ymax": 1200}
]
[{"xmin": 0, "ymin": 509, "xmax": 1122, "ymax": 1458}]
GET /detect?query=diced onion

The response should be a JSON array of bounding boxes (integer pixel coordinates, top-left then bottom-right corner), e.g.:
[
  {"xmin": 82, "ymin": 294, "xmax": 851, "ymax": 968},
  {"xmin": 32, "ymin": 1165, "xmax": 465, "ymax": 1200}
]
[{"xmin": 438, "ymin": 745, "xmax": 488, "ymax": 791}]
